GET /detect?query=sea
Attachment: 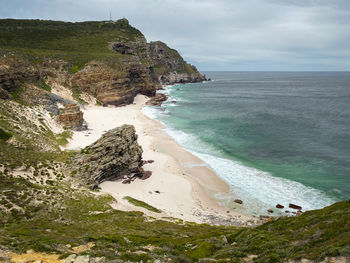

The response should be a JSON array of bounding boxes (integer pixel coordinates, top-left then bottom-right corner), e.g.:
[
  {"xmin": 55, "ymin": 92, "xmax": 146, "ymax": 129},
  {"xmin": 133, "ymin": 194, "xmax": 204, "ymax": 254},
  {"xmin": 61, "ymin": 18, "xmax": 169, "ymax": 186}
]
[{"xmin": 142, "ymin": 72, "xmax": 350, "ymax": 216}]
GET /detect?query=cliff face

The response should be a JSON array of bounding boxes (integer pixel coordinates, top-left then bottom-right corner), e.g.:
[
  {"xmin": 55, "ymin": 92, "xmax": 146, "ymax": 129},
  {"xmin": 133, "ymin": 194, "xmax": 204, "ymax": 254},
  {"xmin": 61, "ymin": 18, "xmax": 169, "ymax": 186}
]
[
  {"xmin": 147, "ymin": 41, "xmax": 206, "ymax": 84},
  {"xmin": 0, "ymin": 18, "xmax": 205, "ymax": 108}
]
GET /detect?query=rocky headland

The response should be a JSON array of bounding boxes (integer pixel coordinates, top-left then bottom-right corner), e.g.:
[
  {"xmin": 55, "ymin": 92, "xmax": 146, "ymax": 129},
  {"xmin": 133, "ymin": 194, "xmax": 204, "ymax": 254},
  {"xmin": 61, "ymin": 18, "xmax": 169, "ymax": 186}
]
[{"xmin": 0, "ymin": 18, "xmax": 349, "ymax": 263}]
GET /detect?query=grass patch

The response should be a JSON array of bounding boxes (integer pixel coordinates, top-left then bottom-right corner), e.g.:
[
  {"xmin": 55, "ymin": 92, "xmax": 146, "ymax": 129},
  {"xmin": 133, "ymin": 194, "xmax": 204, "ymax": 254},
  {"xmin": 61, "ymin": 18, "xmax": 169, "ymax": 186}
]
[
  {"xmin": 123, "ymin": 196, "xmax": 161, "ymax": 213},
  {"xmin": 0, "ymin": 128, "xmax": 12, "ymax": 141},
  {"xmin": 71, "ymin": 86, "xmax": 87, "ymax": 104},
  {"xmin": 55, "ymin": 130, "xmax": 73, "ymax": 146},
  {"xmin": 35, "ymin": 79, "xmax": 51, "ymax": 92}
]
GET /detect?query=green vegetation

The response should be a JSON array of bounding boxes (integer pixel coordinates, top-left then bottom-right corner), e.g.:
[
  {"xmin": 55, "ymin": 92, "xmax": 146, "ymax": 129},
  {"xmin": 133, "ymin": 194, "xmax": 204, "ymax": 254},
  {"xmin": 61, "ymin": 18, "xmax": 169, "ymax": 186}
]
[
  {"xmin": 55, "ymin": 130, "xmax": 73, "ymax": 146},
  {"xmin": 0, "ymin": 19, "xmax": 142, "ymax": 68},
  {"xmin": 124, "ymin": 196, "xmax": 161, "ymax": 213},
  {"xmin": 1, "ymin": 170, "xmax": 349, "ymax": 262},
  {"xmin": 35, "ymin": 79, "xmax": 51, "ymax": 92},
  {"xmin": 0, "ymin": 128, "xmax": 12, "ymax": 141},
  {"xmin": 0, "ymin": 18, "xmax": 349, "ymax": 263},
  {"xmin": 71, "ymin": 86, "xmax": 87, "ymax": 104}
]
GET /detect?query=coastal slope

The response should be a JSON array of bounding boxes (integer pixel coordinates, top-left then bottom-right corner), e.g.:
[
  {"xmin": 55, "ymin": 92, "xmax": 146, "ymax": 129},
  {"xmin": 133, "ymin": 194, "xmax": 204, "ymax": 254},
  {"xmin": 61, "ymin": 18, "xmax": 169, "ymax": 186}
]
[
  {"xmin": 0, "ymin": 18, "xmax": 206, "ymax": 107},
  {"xmin": 0, "ymin": 18, "xmax": 349, "ymax": 263}
]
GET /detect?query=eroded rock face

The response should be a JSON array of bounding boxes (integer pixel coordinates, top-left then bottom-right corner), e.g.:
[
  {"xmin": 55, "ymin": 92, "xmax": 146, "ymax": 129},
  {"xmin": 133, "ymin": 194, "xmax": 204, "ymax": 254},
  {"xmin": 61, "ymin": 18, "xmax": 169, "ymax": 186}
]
[
  {"xmin": 71, "ymin": 60, "xmax": 156, "ymax": 106},
  {"xmin": 71, "ymin": 125, "xmax": 143, "ymax": 188},
  {"xmin": 147, "ymin": 41, "xmax": 207, "ymax": 85},
  {"xmin": 58, "ymin": 104, "xmax": 85, "ymax": 130},
  {"xmin": 0, "ymin": 59, "xmax": 40, "ymax": 94}
]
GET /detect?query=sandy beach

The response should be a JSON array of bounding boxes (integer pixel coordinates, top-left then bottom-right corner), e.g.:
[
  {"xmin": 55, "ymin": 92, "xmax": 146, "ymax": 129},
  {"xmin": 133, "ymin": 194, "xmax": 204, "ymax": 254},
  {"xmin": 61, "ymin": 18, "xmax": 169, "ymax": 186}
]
[{"xmin": 65, "ymin": 95, "xmax": 257, "ymax": 226}]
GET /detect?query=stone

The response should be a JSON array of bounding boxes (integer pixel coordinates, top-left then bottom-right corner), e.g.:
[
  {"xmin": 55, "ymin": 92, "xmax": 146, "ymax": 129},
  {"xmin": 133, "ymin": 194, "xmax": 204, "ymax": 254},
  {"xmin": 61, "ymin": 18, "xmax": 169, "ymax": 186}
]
[
  {"xmin": 142, "ymin": 160, "xmax": 154, "ymax": 166},
  {"xmin": 234, "ymin": 199, "xmax": 243, "ymax": 204},
  {"xmin": 276, "ymin": 204, "xmax": 284, "ymax": 209},
  {"xmin": 75, "ymin": 255, "xmax": 90, "ymax": 263},
  {"xmin": 140, "ymin": 170, "xmax": 152, "ymax": 180},
  {"xmin": 71, "ymin": 125, "xmax": 143, "ymax": 188},
  {"xmin": 58, "ymin": 104, "xmax": 86, "ymax": 130},
  {"xmin": 64, "ymin": 254, "xmax": 77, "ymax": 263},
  {"xmin": 95, "ymin": 257, "xmax": 106, "ymax": 263},
  {"xmin": 289, "ymin": 203, "xmax": 302, "ymax": 210},
  {"xmin": 147, "ymin": 93, "xmax": 168, "ymax": 106},
  {"xmin": 267, "ymin": 209, "xmax": 274, "ymax": 213},
  {"xmin": 122, "ymin": 178, "xmax": 131, "ymax": 184},
  {"xmin": 0, "ymin": 87, "xmax": 11, "ymax": 99}
]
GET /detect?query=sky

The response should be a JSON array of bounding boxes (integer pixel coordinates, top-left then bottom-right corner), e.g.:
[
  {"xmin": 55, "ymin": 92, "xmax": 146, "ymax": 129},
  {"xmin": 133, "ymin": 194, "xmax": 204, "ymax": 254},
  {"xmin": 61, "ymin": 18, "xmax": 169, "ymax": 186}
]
[{"xmin": 1, "ymin": 0, "xmax": 350, "ymax": 71}]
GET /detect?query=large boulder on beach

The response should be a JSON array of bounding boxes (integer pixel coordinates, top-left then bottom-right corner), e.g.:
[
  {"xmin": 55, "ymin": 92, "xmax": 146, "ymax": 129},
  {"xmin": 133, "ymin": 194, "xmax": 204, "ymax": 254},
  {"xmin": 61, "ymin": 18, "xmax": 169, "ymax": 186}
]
[
  {"xmin": 58, "ymin": 104, "xmax": 86, "ymax": 130},
  {"xmin": 70, "ymin": 124, "xmax": 143, "ymax": 188}
]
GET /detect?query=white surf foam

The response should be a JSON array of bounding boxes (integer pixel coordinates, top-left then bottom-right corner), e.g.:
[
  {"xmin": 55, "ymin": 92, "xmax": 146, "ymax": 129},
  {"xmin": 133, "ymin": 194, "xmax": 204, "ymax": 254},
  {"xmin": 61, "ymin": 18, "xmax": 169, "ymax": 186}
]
[{"xmin": 142, "ymin": 86, "xmax": 336, "ymax": 215}]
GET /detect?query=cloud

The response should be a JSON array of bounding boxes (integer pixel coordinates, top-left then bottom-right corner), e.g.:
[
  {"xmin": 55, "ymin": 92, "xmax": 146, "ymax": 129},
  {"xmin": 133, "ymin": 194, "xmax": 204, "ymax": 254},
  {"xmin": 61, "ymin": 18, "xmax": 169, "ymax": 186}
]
[{"xmin": 1, "ymin": 0, "xmax": 350, "ymax": 70}]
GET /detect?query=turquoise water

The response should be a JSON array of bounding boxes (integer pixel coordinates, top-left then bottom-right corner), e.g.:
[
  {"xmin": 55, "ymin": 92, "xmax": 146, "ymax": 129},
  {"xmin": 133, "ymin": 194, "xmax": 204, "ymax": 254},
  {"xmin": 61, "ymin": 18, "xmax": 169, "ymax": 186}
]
[{"xmin": 143, "ymin": 72, "xmax": 350, "ymax": 216}]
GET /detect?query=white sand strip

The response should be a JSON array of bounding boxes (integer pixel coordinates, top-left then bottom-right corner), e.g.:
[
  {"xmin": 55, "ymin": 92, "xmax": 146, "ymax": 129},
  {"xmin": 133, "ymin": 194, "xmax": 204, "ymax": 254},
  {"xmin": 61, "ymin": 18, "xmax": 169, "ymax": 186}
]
[{"xmin": 64, "ymin": 95, "xmax": 257, "ymax": 226}]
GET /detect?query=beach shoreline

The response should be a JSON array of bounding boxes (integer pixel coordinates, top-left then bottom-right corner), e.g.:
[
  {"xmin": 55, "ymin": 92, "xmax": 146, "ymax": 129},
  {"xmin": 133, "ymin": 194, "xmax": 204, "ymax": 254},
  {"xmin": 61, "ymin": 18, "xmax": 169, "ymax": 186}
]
[{"xmin": 65, "ymin": 94, "xmax": 259, "ymax": 226}]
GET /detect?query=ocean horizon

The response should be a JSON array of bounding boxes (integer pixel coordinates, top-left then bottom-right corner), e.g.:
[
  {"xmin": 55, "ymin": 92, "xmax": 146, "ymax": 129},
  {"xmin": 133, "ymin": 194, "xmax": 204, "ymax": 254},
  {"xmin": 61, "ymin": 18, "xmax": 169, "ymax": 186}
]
[{"xmin": 143, "ymin": 71, "xmax": 350, "ymax": 216}]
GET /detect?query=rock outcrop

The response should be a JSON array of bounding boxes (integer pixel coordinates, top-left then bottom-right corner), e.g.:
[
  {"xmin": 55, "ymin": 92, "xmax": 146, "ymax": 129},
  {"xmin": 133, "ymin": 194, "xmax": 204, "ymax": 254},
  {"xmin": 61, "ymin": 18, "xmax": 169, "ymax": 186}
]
[
  {"xmin": 147, "ymin": 93, "xmax": 168, "ymax": 106},
  {"xmin": 71, "ymin": 60, "xmax": 156, "ymax": 106},
  {"xmin": 58, "ymin": 104, "xmax": 85, "ymax": 130},
  {"xmin": 0, "ymin": 19, "xmax": 206, "ymax": 108},
  {"xmin": 71, "ymin": 125, "xmax": 143, "ymax": 188},
  {"xmin": 147, "ymin": 41, "xmax": 206, "ymax": 84}
]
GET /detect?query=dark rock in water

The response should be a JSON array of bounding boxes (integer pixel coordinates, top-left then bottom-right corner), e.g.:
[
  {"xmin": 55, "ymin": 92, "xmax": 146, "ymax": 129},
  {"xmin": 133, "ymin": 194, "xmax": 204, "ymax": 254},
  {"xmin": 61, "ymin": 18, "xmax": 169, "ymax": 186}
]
[
  {"xmin": 276, "ymin": 204, "xmax": 284, "ymax": 209},
  {"xmin": 147, "ymin": 93, "xmax": 168, "ymax": 106},
  {"xmin": 58, "ymin": 104, "xmax": 86, "ymax": 131},
  {"xmin": 71, "ymin": 125, "xmax": 143, "ymax": 188},
  {"xmin": 267, "ymin": 209, "xmax": 274, "ymax": 213},
  {"xmin": 234, "ymin": 199, "xmax": 243, "ymax": 204},
  {"xmin": 289, "ymin": 203, "xmax": 302, "ymax": 210},
  {"xmin": 285, "ymin": 210, "xmax": 290, "ymax": 213}
]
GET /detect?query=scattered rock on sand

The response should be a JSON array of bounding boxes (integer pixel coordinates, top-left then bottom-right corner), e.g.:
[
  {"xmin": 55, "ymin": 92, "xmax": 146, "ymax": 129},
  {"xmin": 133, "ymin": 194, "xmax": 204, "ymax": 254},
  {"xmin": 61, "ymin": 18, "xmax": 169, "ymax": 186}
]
[
  {"xmin": 141, "ymin": 170, "xmax": 152, "ymax": 180},
  {"xmin": 289, "ymin": 203, "xmax": 302, "ymax": 210},
  {"xmin": 122, "ymin": 178, "xmax": 131, "ymax": 184},
  {"xmin": 141, "ymin": 159, "xmax": 154, "ymax": 166},
  {"xmin": 234, "ymin": 199, "xmax": 243, "ymax": 204}
]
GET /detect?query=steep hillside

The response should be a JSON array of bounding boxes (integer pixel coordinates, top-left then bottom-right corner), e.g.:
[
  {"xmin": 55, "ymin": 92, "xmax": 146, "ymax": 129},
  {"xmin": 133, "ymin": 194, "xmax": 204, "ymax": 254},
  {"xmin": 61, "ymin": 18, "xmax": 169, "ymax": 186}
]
[
  {"xmin": 0, "ymin": 19, "xmax": 206, "ymax": 107},
  {"xmin": 0, "ymin": 19, "xmax": 349, "ymax": 263}
]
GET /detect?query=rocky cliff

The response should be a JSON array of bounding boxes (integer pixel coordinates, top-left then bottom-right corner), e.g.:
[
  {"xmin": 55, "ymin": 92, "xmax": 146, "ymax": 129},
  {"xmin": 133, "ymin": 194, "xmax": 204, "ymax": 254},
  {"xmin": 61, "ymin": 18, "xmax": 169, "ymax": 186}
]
[
  {"xmin": 0, "ymin": 18, "xmax": 206, "ymax": 109},
  {"xmin": 147, "ymin": 41, "xmax": 206, "ymax": 84}
]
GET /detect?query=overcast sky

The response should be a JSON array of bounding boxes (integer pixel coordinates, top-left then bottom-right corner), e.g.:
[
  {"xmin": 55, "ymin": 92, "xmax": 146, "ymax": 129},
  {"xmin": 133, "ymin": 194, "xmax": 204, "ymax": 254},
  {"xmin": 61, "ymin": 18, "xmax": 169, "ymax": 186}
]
[{"xmin": 1, "ymin": 0, "xmax": 350, "ymax": 71}]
